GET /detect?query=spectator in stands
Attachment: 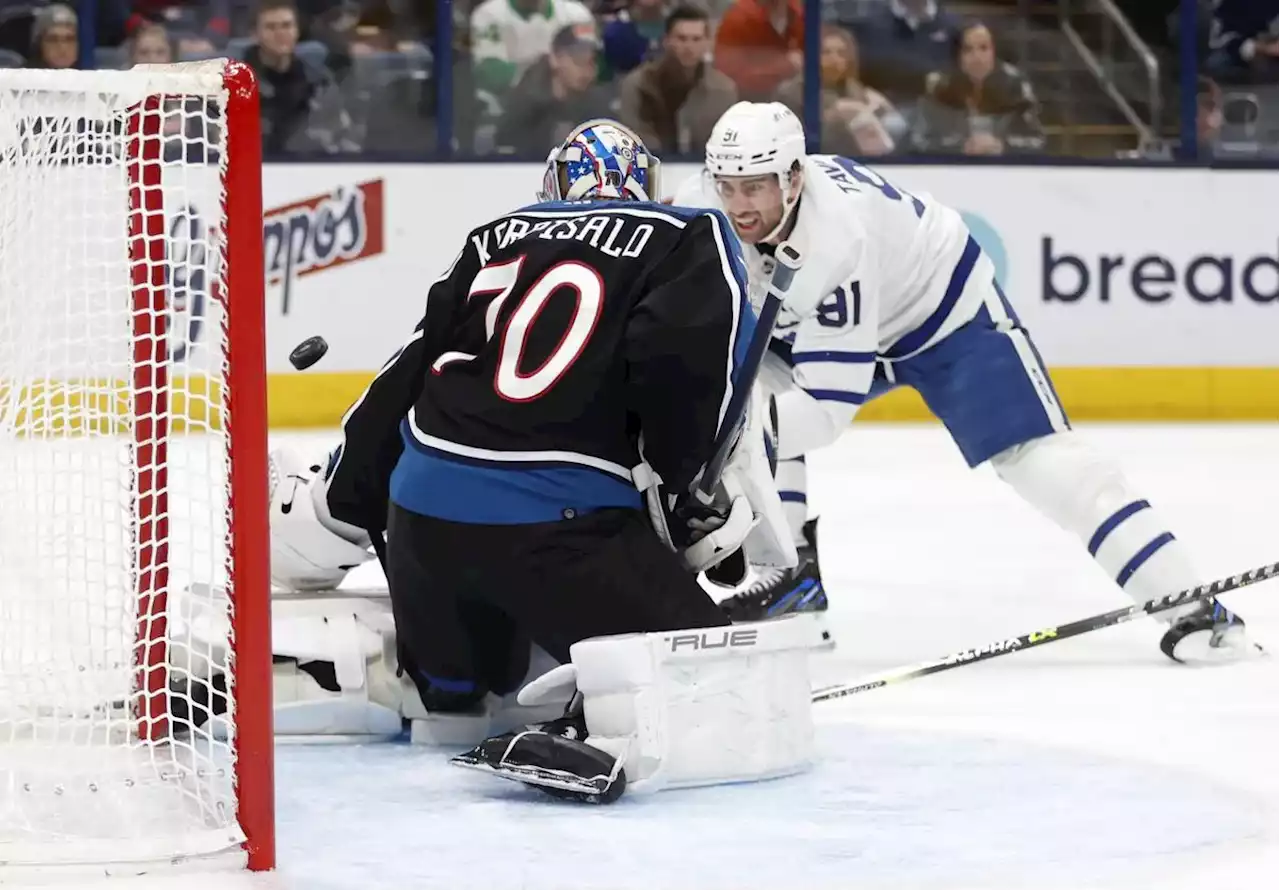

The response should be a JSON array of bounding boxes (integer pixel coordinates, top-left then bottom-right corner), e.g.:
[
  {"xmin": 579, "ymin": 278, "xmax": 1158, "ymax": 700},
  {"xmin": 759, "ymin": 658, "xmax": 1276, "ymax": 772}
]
[
  {"xmin": 911, "ymin": 21, "xmax": 1044, "ymax": 156},
  {"xmin": 245, "ymin": 0, "xmax": 350, "ymax": 154},
  {"xmin": 602, "ymin": 0, "xmax": 667, "ymax": 77},
  {"xmin": 124, "ymin": 21, "xmax": 221, "ymax": 161},
  {"xmin": 115, "ymin": 1, "xmax": 231, "ymax": 56},
  {"xmin": 494, "ymin": 21, "xmax": 611, "ymax": 155},
  {"xmin": 344, "ymin": 3, "xmax": 439, "ymax": 153},
  {"xmin": 1197, "ymin": 75, "xmax": 1225, "ymax": 156},
  {"xmin": 713, "ymin": 0, "xmax": 803, "ymax": 102},
  {"xmin": 367, "ymin": 0, "xmax": 441, "ymax": 48},
  {"xmin": 471, "ymin": 0, "xmax": 595, "ymax": 96},
  {"xmin": 852, "ymin": 0, "xmax": 959, "ymax": 103},
  {"xmin": 1206, "ymin": 1, "xmax": 1277, "ymax": 84},
  {"xmin": 303, "ymin": 1, "xmax": 437, "ymax": 81},
  {"xmin": 778, "ymin": 24, "xmax": 905, "ymax": 156},
  {"xmin": 29, "ymin": 3, "xmax": 77, "ymax": 69},
  {"xmin": 619, "ymin": 4, "xmax": 735, "ymax": 154},
  {"xmin": 128, "ymin": 21, "xmax": 176, "ymax": 65}
]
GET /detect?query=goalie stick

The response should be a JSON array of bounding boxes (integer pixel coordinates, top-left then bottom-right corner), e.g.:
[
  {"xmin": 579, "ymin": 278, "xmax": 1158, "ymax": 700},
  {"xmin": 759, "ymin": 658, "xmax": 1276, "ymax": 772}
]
[
  {"xmin": 695, "ymin": 240, "xmax": 803, "ymax": 499},
  {"xmin": 811, "ymin": 561, "xmax": 1279, "ymax": 704}
]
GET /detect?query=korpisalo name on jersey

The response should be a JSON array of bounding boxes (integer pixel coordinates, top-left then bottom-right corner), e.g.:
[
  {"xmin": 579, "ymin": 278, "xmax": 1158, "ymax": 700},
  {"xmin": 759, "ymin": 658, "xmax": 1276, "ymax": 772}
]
[{"xmin": 471, "ymin": 213, "xmax": 656, "ymax": 265}]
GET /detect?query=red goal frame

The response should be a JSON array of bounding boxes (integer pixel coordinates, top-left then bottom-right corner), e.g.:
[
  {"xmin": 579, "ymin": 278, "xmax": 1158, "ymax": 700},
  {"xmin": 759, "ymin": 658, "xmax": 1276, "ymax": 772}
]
[{"xmin": 125, "ymin": 60, "xmax": 275, "ymax": 872}]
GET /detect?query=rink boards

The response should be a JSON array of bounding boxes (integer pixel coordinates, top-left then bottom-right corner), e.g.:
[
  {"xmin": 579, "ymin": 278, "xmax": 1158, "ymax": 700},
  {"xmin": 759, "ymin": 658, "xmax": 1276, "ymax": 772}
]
[{"xmin": 25, "ymin": 162, "xmax": 1270, "ymax": 426}]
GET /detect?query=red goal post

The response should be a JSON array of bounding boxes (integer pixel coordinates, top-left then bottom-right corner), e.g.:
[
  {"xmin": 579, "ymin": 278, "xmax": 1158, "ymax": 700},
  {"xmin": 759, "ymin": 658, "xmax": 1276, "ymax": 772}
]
[{"xmin": 0, "ymin": 60, "xmax": 273, "ymax": 875}]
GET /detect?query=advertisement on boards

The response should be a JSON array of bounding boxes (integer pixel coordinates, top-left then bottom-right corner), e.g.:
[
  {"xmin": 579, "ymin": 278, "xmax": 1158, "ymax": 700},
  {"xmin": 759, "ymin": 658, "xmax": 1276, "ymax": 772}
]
[
  {"xmin": 878, "ymin": 165, "xmax": 1278, "ymax": 367},
  {"xmin": 253, "ymin": 163, "xmax": 1277, "ymax": 369},
  {"xmin": 234, "ymin": 162, "xmax": 1276, "ymax": 423},
  {"xmin": 159, "ymin": 170, "xmax": 392, "ymax": 376},
  {"xmin": 259, "ymin": 168, "xmax": 405, "ymax": 375}
]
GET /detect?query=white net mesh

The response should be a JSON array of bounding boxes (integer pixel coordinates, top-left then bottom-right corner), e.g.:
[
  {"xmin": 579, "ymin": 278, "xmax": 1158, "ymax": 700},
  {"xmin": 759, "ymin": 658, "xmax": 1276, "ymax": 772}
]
[{"xmin": 0, "ymin": 63, "xmax": 247, "ymax": 869}]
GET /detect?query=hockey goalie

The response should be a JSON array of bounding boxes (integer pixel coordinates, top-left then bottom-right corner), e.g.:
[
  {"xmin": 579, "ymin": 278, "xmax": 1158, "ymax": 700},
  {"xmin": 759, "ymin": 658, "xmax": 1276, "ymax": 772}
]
[
  {"xmin": 172, "ymin": 123, "xmax": 815, "ymax": 805},
  {"xmin": 168, "ymin": 444, "xmax": 566, "ymax": 743}
]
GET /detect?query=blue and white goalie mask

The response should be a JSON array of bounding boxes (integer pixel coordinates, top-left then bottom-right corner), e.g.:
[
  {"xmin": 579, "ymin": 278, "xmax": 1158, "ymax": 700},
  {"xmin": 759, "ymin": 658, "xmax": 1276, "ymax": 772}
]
[{"xmin": 539, "ymin": 119, "xmax": 662, "ymax": 203}]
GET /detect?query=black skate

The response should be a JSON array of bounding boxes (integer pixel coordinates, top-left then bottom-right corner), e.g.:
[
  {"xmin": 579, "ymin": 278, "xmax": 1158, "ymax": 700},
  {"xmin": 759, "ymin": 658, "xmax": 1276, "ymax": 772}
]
[
  {"xmin": 719, "ymin": 518, "xmax": 833, "ymax": 649},
  {"xmin": 450, "ymin": 693, "xmax": 626, "ymax": 804},
  {"xmin": 1159, "ymin": 598, "xmax": 1265, "ymax": 664}
]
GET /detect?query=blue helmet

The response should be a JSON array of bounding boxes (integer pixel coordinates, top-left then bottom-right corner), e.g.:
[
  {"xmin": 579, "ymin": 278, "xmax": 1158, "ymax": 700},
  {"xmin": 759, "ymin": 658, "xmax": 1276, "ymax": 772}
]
[{"xmin": 539, "ymin": 119, "xmax": 662, "ymax": 203}]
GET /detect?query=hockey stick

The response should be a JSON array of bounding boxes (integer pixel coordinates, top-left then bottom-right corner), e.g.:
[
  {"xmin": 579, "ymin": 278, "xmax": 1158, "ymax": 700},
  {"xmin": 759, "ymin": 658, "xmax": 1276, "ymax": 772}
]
[
  {"xmin": 696, "ymin": 241, "xmax": 803, "ymax": 498},
  {"xmin": 811, "ymin": 561, "xmax": 1279, "ymax": 703}
]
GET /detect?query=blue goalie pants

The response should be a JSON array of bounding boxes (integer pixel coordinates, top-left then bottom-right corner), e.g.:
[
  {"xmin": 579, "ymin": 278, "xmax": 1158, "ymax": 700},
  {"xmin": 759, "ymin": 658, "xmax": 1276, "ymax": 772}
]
[{"xmin": 385, "ymin": 504, "xmax": 729, "ymax": 711}]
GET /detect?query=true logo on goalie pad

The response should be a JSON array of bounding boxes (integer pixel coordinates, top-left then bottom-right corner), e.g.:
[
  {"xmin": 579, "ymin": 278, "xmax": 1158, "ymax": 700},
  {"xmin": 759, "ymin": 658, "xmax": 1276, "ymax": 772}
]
[{"xmin": 665, "ymin": 628, "xmax": 759, "ymax": 653}]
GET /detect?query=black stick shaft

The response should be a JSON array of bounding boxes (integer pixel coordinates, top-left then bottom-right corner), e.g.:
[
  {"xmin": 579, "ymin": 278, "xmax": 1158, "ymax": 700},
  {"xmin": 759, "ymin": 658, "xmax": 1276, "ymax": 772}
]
[
  {"xmin": 812, "ymin": 561, "xmax": 1279, "ymax": 703},
  {"xmin": 697, "ymin": 243, "xmax": 803, "ymax": 498}
]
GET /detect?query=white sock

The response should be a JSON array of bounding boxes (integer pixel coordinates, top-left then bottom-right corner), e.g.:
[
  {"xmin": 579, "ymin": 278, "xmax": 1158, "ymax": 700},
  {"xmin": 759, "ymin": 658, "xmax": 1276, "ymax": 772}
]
[
  {"xmin": 991, "ymin": 432, "xmax": 1200, "ymax": 615},
  {"xmin": 775, "ymin": 456, "xmax": 808, "ymax": 547}
]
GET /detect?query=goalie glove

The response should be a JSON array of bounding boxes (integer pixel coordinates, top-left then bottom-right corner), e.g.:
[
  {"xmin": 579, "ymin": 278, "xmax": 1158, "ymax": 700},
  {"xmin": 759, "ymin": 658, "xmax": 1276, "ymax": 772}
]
[
  {"xmin": 675, "ymin": 487, "xmax": 757, "ymax": 575},
  {"xmin": 636, "ymin": 385, "xmax": 795, "ymax": 576},
  {"xmin": 270, "ymin": 447, "xmax": 376, "ymax": 591}
]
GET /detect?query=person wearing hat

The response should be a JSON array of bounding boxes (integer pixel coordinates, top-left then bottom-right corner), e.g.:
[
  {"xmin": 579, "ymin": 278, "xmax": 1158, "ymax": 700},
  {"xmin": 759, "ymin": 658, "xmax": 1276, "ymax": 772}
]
[
  {"xmin": 30, "ymin": 2, "xmax": 78, "ymax": 69},
  {"xmin": 494, "ymin": 22, "xmax": 615, "ymax": 156},
  {"xmin": 471, "ymin": 0, "xmax": 595, "ymax": 95}
]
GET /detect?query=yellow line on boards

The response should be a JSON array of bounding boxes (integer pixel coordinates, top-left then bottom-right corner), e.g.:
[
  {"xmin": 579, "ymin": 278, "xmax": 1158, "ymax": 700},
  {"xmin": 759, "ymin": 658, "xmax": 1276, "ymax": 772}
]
[{"xmin": 266, "ymin": 367, "xmax": 1279, "ymax": 428}]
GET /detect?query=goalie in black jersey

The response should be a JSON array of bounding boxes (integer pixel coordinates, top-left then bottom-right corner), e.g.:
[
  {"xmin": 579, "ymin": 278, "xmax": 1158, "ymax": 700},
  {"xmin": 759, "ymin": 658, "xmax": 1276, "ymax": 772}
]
[{"xmin": 292, "ymin": 120, "xmax": 809, "ymax": 801}]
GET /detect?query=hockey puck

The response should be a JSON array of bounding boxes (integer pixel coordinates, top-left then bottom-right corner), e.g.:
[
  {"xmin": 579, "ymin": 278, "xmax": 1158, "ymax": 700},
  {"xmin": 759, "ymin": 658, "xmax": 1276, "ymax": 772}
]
[{"xmin": 289, "ymin": 336, "xmax": 329, "ymax": 370}]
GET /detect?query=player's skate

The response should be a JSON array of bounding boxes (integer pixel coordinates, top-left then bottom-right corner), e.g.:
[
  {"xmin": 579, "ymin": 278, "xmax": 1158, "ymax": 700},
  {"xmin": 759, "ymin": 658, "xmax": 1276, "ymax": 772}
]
[
  {"xmin": 718, "ymin": 518, "xmax": 833, "ymax": 649},
  {"xmin": 450, "ymin": 692, "xmax": 626, "ymax": 805},
  {"xmin": 1159, "ymin": 598, "xmax": 1265, "ymax": 664}
]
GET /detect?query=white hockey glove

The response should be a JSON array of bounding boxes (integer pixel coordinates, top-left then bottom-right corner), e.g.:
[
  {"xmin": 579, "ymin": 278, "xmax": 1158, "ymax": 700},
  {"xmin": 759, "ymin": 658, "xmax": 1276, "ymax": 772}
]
[{"xmin": 270, "ymin": 447, "xmax": 376, "ymax": 592}]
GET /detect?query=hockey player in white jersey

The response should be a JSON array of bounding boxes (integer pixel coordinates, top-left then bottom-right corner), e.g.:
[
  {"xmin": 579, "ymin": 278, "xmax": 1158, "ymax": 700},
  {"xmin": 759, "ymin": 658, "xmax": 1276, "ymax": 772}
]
[{"xmin": 671, "ymin": 101, "xmax": 1260, "ymax": 664}]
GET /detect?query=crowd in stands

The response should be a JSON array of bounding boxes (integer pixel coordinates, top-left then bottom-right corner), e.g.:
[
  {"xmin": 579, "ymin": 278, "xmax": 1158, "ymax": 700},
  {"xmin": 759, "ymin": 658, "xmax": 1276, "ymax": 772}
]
[
  {"xmin": 1195, "ymin": 0, "xmax": 1277, "ymax": 159},
  {"xmin": 0, "ymin": 0, "xmax": 1272, "ymax": 160}
]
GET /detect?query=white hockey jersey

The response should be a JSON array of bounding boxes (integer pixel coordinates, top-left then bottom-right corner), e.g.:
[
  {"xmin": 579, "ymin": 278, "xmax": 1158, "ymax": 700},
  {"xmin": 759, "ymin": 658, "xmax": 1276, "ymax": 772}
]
[{"xmin": 671, "ymin": 154, "xmax": 999, "ymax": 458}]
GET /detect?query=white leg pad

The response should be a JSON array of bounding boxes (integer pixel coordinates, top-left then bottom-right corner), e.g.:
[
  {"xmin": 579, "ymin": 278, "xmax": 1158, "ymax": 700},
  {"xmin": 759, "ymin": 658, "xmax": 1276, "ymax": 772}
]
[
  {"xmin": 167, "ymin": 585, "xmax": 406, "ymax": 739},
  {"xmin": 990, "ymin": 431, "xmax": 1202, "ymax": 615},
  {"xmin": 272, "ymin": 658, "xmax": 403, "ymax": 740},
  {"xmin": 570, "ymin": 616, "xmax": 815, "ymax": 794},
  {"xmin": 270, "ymin": 593, "xmax": 407, "ymax": 738}
]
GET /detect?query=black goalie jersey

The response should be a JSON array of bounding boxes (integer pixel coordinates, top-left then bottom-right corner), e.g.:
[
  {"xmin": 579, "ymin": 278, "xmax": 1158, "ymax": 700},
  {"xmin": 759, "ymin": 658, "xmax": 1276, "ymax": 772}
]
[{"xmin": 326, "ymin": 200, "xmax": 755, "ymax": 529}]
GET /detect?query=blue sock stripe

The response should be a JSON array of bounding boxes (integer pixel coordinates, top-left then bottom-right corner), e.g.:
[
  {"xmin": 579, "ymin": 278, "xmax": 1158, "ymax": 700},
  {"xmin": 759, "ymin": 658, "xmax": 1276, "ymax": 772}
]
[
  {"xmin": 779, "ymin": 490, "xmax": 807, "ymax": 503},
  {"xmin": 1116, "ymin": 532, "xmax": 1176, "ymax": 588},
  {"xmin": 1088, "ymin": 500, "xmax": 1151, "ymax": 556}
]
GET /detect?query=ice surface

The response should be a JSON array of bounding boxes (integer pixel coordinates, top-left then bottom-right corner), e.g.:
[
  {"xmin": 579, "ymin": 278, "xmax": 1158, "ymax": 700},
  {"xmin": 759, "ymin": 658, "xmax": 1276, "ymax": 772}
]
[
  {"xmin": 5, "ymin": 423, "xmax": 1277, "ymax": 889},
  {"xmin": 266, "ymin": 725, "xmax": 1267, "ymax": 890}
]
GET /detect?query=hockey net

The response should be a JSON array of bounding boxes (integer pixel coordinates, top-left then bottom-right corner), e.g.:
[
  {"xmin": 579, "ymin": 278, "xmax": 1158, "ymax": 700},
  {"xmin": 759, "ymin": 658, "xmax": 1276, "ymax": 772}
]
[{"xmin": 0, "ymin": 61, "xmax": 272, "ymax": 873}]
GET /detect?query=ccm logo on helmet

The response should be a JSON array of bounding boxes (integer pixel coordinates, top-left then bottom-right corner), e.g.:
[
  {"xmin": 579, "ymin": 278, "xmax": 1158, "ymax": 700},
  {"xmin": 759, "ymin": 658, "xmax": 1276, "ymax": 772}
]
[{"xmin": 666, "ymin": 629, "xmax": 759, "ymax": 652}]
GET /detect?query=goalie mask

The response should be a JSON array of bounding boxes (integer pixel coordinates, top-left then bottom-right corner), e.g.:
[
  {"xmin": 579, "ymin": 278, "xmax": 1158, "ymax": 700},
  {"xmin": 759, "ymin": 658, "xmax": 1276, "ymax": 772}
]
[{"xmin": 539, "ymin": 119, "xmax": 662, "ymax": 203}]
